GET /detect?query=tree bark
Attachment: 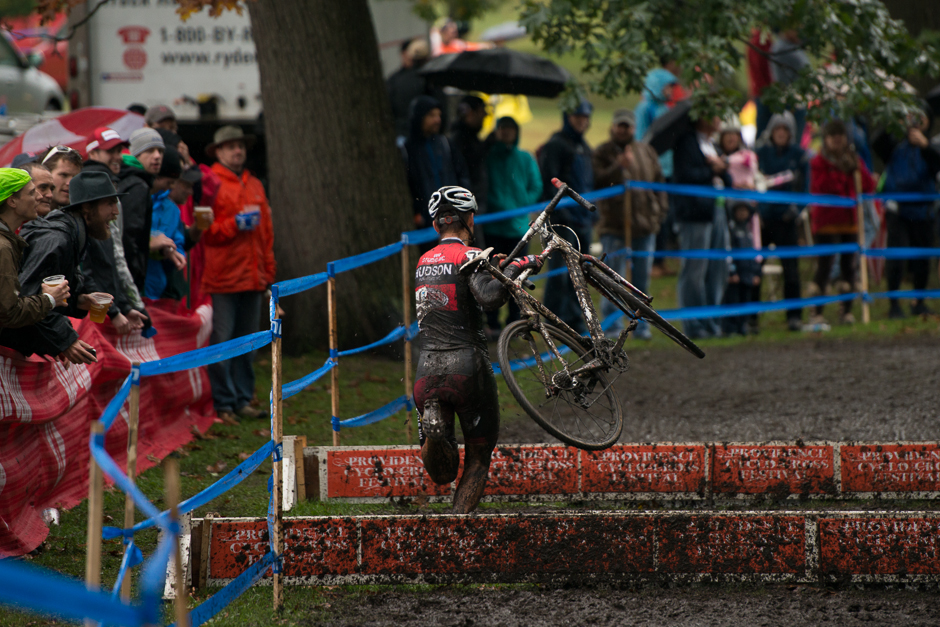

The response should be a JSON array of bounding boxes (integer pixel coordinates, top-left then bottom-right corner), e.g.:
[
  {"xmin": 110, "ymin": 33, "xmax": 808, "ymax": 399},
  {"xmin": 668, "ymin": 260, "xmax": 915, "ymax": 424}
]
[{"xmin": 248, "ymin": 0, "xmax": 412, "ymax": 353}]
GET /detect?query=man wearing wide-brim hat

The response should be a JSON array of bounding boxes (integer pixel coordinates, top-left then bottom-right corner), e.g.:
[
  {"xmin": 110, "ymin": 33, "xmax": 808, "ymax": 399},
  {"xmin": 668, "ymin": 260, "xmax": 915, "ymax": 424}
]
[
  {"xmin": 201, "ymin": 125, "xmax": 275, "ymax": 422},
  {"xmin": 0, "ymin": 171, "xmax": 121, "ymax": 365}
]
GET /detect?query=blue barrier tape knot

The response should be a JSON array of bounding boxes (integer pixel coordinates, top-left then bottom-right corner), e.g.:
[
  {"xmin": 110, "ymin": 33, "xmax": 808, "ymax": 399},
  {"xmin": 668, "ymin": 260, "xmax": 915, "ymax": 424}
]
[
  {"xmin": 272, "ymin": 553, "xmax": 283, "ymax": 574},
  {"xmin": 329, "ymin": 348, "xmax": 338, "ymax": 360},
  {"xmin": 331, "ymin": 416, "xmax": 341, "ymax": 432},
  {"xmin": 862, "ymin": 292, "xmax": 874, "ymax": 303},
  {"xmin": 131, "ymin": 366, "xmax": 140, "ymax": 385},
  {"xmin": 272, "ymin": 442, "xmax": 283, "ymax": 463},
  {"xmin": 271, "ymin": 319, "xmax": 282, "ymax": 338}
]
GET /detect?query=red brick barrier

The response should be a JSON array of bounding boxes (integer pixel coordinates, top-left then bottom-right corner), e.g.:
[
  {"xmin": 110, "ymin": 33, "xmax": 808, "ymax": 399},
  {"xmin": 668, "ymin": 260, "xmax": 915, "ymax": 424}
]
[
  {"xmin": 201, "ymin": 511, "xmax": 940, "ymax": 585},
  {"xmin": 305, "ymin": 442, "xmax": 940, "ymax": 502}
]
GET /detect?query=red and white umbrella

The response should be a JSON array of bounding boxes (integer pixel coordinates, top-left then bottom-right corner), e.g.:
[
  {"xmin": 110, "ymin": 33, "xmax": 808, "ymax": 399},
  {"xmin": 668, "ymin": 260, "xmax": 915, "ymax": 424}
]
[{"xmin": 0, "ymin": 107, "xmax": 145, "ymax": 167}]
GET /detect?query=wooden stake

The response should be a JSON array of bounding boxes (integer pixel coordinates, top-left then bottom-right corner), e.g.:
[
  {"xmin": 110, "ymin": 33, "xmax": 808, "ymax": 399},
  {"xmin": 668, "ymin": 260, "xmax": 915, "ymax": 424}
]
[
  {"xmin": 120, "ymin": 364, "xmax": 140, "ymax": 600},
  {"xmin": 84, "ymin": 422, "xmax": 104, "ymax": 627},
  {"xmin": 271, "ymin": 318, "xmax": 284, "ymax": 611},
  {"xmin": 622, "ymin": 179, "xmax": 633, "ymax": 282},
  {"xmin": 328, "ymin": 276, "xmax": 340, "ymax": 447},
  {"xmin": 401, "ymin": 245, "xmax": 413, "ymax": 443},
  {"xmin": 855, "ymin": 171, "xmax": 871, "ymax": 324},
  {"xmin": 164, "ymin": 457, "xmax": 189, "ymax": 627}
]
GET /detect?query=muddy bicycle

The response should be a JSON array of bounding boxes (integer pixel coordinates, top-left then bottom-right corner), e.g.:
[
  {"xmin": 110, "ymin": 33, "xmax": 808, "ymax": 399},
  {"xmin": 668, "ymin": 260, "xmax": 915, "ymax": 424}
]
[{"xmin": 460, "ymin": 179, "xmax": 705, "ymax": 451}]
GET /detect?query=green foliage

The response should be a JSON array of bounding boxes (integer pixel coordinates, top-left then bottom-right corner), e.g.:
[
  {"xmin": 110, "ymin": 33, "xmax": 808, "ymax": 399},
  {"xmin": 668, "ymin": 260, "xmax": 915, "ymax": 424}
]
[
  {"xmin": 519, "ymin": 0, "xmax": 940, "ymax": 128},
  {"xmin": 0, "ymin": 0, "xmax": 36, "ymax": 18},
  {"xmin": 411, "ymin": 0, "xmax": 505, "ymax": 23}
]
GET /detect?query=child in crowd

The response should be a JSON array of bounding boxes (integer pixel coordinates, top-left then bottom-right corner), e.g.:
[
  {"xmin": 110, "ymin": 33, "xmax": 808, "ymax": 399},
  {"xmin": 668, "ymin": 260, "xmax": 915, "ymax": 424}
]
[{"xmin": 722, "ymin": 203, "xmax": 763, "ymax": 335}]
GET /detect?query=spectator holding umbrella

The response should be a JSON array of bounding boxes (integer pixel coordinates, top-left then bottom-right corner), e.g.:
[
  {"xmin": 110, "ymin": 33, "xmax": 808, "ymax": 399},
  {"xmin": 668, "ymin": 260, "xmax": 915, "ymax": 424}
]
[
  {"xmin": 808, "ymin": 119, "xmax": 876, "ymax": 326},
  {"xmin": 202, "ymin": 125, "xmax": 276, "ymax": 423},
  {"xmin": 403, "ymin": 95, "xmax": 470, "ymax": 233},
  {"xmin": 881, "ymin": 110, "xmax": 940, "ymax": 318},
  {"xmin": 450, "ymin": 95, "xmax": 489, "ymax": 218},
  {"xmin": 538, "ymin": 99, "xmax": 596, "ymax": 334}
]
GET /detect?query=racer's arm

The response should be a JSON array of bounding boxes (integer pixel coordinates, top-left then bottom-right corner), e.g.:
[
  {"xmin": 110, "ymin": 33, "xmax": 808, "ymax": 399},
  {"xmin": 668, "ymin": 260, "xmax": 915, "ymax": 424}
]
[{"xmin": 468, "ymin": 255, "xmax": 541, "ymax": 312}]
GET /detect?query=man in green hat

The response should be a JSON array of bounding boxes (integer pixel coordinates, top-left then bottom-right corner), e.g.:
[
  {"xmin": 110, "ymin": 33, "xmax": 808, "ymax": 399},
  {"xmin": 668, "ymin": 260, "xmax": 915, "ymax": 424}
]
[
  {"xmin": 0, "ymin": 168, "xmax": 71, "ymax": 329},
  {"xmin": 0, "ymin": 170, "xmax": 118, "ymax": 364}
]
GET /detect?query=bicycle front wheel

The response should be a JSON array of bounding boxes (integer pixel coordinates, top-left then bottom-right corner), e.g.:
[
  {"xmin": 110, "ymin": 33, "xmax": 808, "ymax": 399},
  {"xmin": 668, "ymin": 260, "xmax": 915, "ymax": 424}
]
[
  {"xmin": 497, "ymin": 319, "xmax": 623, "ymax": 450},
  {"xmin": 586, "ymin": 265, "xmax": 705, "ymax": 359}
]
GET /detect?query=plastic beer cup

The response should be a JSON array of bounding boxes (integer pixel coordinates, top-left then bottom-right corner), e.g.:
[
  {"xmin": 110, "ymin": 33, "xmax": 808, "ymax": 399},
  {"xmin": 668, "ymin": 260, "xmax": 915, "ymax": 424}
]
[
  {"xmin": 42, "ymin": 275, "xmax": 66, "ymax": 306},
  {"xmin": 88, "ymin": 295, "xmax": 112, "ymax": 324},
  {"xmin": 195, "ymin": 206, "xmax": 213, "ymax": 230}
]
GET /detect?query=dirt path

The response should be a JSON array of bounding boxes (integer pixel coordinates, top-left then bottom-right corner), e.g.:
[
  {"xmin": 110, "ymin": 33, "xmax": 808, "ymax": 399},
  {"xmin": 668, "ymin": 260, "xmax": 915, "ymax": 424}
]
[
  {"xmin": 499, "ymin": 334, "xmax": 940, "ymax": 444},
  {"xmin": 310, "ymin": 584, "xmax": 939, "ymax": 626}
]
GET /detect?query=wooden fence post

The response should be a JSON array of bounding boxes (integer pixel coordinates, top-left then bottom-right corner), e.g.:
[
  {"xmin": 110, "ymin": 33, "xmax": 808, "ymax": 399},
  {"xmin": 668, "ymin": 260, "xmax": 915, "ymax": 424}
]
[
  {"xmin": 164, "ymin": 457, "xmax": 189, "ymax": 627},
  {"xmin": 270, "ymin": 289, "xmax": 284, "ymax": 611},
  {"xmin": 84, "ymin": 422, "xmax": 104, "ymax": 627},
  {"xmin": 328, "ymin": 272, "xmax": 340, "ymax": 447},
  {"xmin": 855, "ymin": 171, "xmax": 871, "ymax": 324},
  {"xmin": 401, "ymin": 243, "xmax": 413, "ymax": 443},
  {"xmin": 120, "ymin": 363, "xmax": 141, "ymax": 600}
]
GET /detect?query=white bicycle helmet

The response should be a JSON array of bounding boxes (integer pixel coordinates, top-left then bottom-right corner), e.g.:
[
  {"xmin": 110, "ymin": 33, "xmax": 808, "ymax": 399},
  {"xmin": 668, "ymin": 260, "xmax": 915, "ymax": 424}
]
[{"xmin": 428, "ymin": 186, "xmax": 478, "ymax": 219}]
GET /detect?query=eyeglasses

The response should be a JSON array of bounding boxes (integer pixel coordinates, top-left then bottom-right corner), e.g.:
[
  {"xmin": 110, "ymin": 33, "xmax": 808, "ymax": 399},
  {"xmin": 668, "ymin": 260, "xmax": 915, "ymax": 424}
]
[{"xmin": 41, "ymin": 145, "xmax": 82, "ymax": 165}]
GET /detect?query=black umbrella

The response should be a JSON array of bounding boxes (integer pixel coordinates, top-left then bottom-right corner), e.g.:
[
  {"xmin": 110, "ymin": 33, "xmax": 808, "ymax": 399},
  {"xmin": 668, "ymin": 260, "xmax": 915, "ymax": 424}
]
[
  {"xmin": 418, "ymin": 48, "xmax": 571, "ymax": 98},
  {"xmin": 642, "ymin": 99, "xmax": 693, "ymax": 155}
]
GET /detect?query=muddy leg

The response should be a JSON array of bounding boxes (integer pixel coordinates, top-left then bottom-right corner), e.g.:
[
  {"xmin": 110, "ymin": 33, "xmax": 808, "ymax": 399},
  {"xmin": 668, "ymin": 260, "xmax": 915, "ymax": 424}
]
[
  {"xmin": 452, "ymin": 436, "xmax": 496, "ymax": 514},
  {"xmin": 419, "ymin": 398, "xmax": 459, "ymax": 485}
]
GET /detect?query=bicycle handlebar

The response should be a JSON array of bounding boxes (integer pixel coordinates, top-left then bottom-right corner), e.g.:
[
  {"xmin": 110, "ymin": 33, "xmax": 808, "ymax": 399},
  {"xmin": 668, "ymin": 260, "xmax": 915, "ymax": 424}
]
[{"xmin": 551, "ymin": 178, "xmax": 597, "ymax": 213}]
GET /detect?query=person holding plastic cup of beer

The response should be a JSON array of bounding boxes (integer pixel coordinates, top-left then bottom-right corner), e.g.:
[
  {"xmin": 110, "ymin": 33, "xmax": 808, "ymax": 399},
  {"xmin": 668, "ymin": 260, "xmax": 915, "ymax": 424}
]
[
  {"xmin": 0, "ymin": 168, "xmax": 70, "ymax": 329},
  {"xmin": 0, "ymin": 171, "xmax": 121, "ymax": 365}
]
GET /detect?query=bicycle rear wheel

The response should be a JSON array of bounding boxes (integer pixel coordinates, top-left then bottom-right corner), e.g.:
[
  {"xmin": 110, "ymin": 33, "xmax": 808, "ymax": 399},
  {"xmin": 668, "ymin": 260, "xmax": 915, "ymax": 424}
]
[
  {"xmin": 497, "ymin": 319, "xmax": 623, "ymax": 450},
  {"xmin": 586, "ymin": 265, "xmax": 705, "ymax": 359}
]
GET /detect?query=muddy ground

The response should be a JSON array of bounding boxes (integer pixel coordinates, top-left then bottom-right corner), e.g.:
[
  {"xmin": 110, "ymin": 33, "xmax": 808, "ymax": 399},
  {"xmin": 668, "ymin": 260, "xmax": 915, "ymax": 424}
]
[
  {"xmin": 499, "ymin": 334, "xmax": 940, "ymax": 444},
  {"xmin": 317, "ymin": 335, "xmax": 940, "ymax": 626}
]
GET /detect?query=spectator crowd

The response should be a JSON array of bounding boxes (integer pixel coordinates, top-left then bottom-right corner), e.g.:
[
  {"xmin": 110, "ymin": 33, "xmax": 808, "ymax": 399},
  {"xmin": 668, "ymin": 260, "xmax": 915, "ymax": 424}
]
[
  {"xmin": 393, "ymin": 27, "xmax": 940, "ymax": 340},
  {"xmin": 0, "ymin": 104, "xmax": 275, "ymax": 424}
]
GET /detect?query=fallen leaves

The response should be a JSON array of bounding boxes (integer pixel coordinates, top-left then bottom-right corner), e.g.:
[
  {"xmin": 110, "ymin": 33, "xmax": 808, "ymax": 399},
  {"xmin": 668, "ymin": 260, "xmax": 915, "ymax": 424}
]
[
  {"xmin": 146, "ymin": 454, "xmax": 160, "ymax": 464},
  {"xmin": 206, "ymin": 461, "xmax": 228, "ymax": 474},
  {"xmin": 237, "ymin": 452, "xmax": 251, "ymax": 461},
  {"xmin": 190, "ymin": 425, "xmax": 216, "ymax": 440},
  {"xmin": 252, "ymin": 429, "xmax": 269, "ymax": 438}
]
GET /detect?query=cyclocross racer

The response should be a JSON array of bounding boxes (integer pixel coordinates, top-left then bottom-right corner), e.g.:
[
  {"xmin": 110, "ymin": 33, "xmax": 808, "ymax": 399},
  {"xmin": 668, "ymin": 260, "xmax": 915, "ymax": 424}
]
[{"xmin": 413, "ymin": 185, "xmax": 542, "ymax": 513}]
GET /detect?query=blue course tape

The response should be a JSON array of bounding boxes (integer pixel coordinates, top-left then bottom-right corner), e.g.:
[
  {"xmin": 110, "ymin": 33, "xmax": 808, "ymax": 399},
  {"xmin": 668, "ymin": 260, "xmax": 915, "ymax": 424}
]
[
  {"xmin": 274, "ymin": 271, "xmax": 329, "ymax": 297},
  {"xmin": 110, "ymin": 540, "xmax": 143, "ymax": 599},
  {"xmin": 139, "ymin": 330, "xmax": 271, "ymax": 377},
  {"xmin": 330, "ymin": 241, "xmax": 404, "ymax": 275},
  {"xmin": 90, "ymin": 436, "xmax": 163, "ymax": 523},
  {"xmin": 865, "ymin": 247, "xmax": 940, "ymax": 259},
  {"xmin": 104, "ymin": 440, "xmax": 277, "ymax": 539},
  {"xmin": 283, "ymin": 358, "xmax": 335, "ymax": 400},
  {"xmin": 625, "ymin": 180, "xmax": 858, "ymax": 207},
  {"xmin": 871, "ymin": 289, "xmax": 940, "ymax": 301},
  {"xmin": 139, "ymin": 534, "xmax": 176, "ymax": 625},
  {"xmin": 176, "ymin": 551, "xmax": 277, "ymax": 627},
  {"xmin": 863, "ymin": 192, "xmax": 940, "ymax": 203},
  {"xmin": 336, "ymin": 395, "xmax": 410, "ymax": 429},
  {"xmin": 0, "ymin": 559, "xmax": 146, "ymax": 626},
  {"xmin": 338, "ymin": 325, "xmax": 406, "ymax": 357},
  {"xmin": 98, "ymin": 374, "xmax": 132, "ymax": 431},
  {"xmin": 406, "ymin": 321, "xmax": 419, "ymax": 341}
]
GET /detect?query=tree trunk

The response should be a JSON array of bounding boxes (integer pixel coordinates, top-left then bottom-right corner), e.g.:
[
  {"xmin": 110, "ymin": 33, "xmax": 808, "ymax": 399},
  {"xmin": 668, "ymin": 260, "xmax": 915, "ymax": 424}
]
[{"xmin": 248, "ymin": 0, "xmax": 412, "ymax": 354}]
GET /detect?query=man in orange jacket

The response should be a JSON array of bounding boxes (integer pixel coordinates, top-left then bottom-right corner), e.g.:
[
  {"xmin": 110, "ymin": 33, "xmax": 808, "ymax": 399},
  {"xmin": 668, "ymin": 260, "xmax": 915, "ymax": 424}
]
[{"xmin": 202, "ymin": 125, "xmax": 276, "ymax": 422}]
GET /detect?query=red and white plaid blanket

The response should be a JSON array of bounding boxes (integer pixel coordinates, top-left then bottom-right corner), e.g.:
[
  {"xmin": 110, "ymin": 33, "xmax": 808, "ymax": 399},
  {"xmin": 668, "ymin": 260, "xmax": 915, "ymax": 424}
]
[{"xmin": 0, "ymin": 300, "xmax": 216, "ymax": 557}]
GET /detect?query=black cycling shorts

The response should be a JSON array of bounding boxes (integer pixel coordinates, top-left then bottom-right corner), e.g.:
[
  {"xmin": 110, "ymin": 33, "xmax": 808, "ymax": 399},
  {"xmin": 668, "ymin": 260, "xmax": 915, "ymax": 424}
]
[{"xmin": 413, "ymin": 348, "xmax": 499, "ymax": 446}]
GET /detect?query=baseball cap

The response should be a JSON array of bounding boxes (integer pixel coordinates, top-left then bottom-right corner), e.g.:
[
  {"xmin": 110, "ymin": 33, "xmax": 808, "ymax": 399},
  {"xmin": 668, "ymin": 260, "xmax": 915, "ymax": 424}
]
[
  {"xmin": 612, "ymin": 109, "xmax": 636, "ymax": 127},
  {"xmin": 145, "ymin": 104, "xmax": 176, "ymax": 126},
  {"xmin": 86, "ymin": 127, "xmax": 128, "ymax": 152}
]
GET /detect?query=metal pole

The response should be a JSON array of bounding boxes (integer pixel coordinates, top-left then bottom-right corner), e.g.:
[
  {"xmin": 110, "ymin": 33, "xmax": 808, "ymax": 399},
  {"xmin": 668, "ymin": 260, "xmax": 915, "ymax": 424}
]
[
  {"xmin": 84, "ymin": 422, "xmax": 104, "ymax": 627},
  {"xmin": 328, "ymin": 274, "xmax": 340, "ymax": 447},
  {"xmin": 270, "ymin": 289, "xmax": 284, "ymax": 611},
  {"xmin": 164, "ymin": 457, "xmax": 189, "ymax": 627},
  {"xmin": 120, "ymin": 363, "xmax": 141, "ymax": 600},
  {"xmin": 855, "ymin": 171, "xmax": 870, "ymax": 324},
  {"xmin": 401, "ymin": 243, "xmax": 413, "ymax": 443}
]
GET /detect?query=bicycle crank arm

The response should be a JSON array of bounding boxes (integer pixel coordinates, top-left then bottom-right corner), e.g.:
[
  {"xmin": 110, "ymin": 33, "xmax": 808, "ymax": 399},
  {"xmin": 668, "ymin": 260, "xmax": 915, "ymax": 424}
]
[{"xmin": 568, "ymin": 358, "xmax": 607, "ymax": 379}]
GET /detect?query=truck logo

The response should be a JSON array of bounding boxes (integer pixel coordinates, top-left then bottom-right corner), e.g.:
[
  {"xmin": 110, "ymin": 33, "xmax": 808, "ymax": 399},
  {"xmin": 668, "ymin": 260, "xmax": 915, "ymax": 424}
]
[{"xmin": 117, "ymin": 26, "xmax": 151, "ymax": 71}]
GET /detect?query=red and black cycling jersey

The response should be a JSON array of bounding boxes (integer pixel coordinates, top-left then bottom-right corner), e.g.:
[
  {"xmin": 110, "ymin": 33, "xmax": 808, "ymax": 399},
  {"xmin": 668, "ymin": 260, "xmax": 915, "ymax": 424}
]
[{"xmin": 415, "ymin": 237, "xmax": 522, "ymax": 352}]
